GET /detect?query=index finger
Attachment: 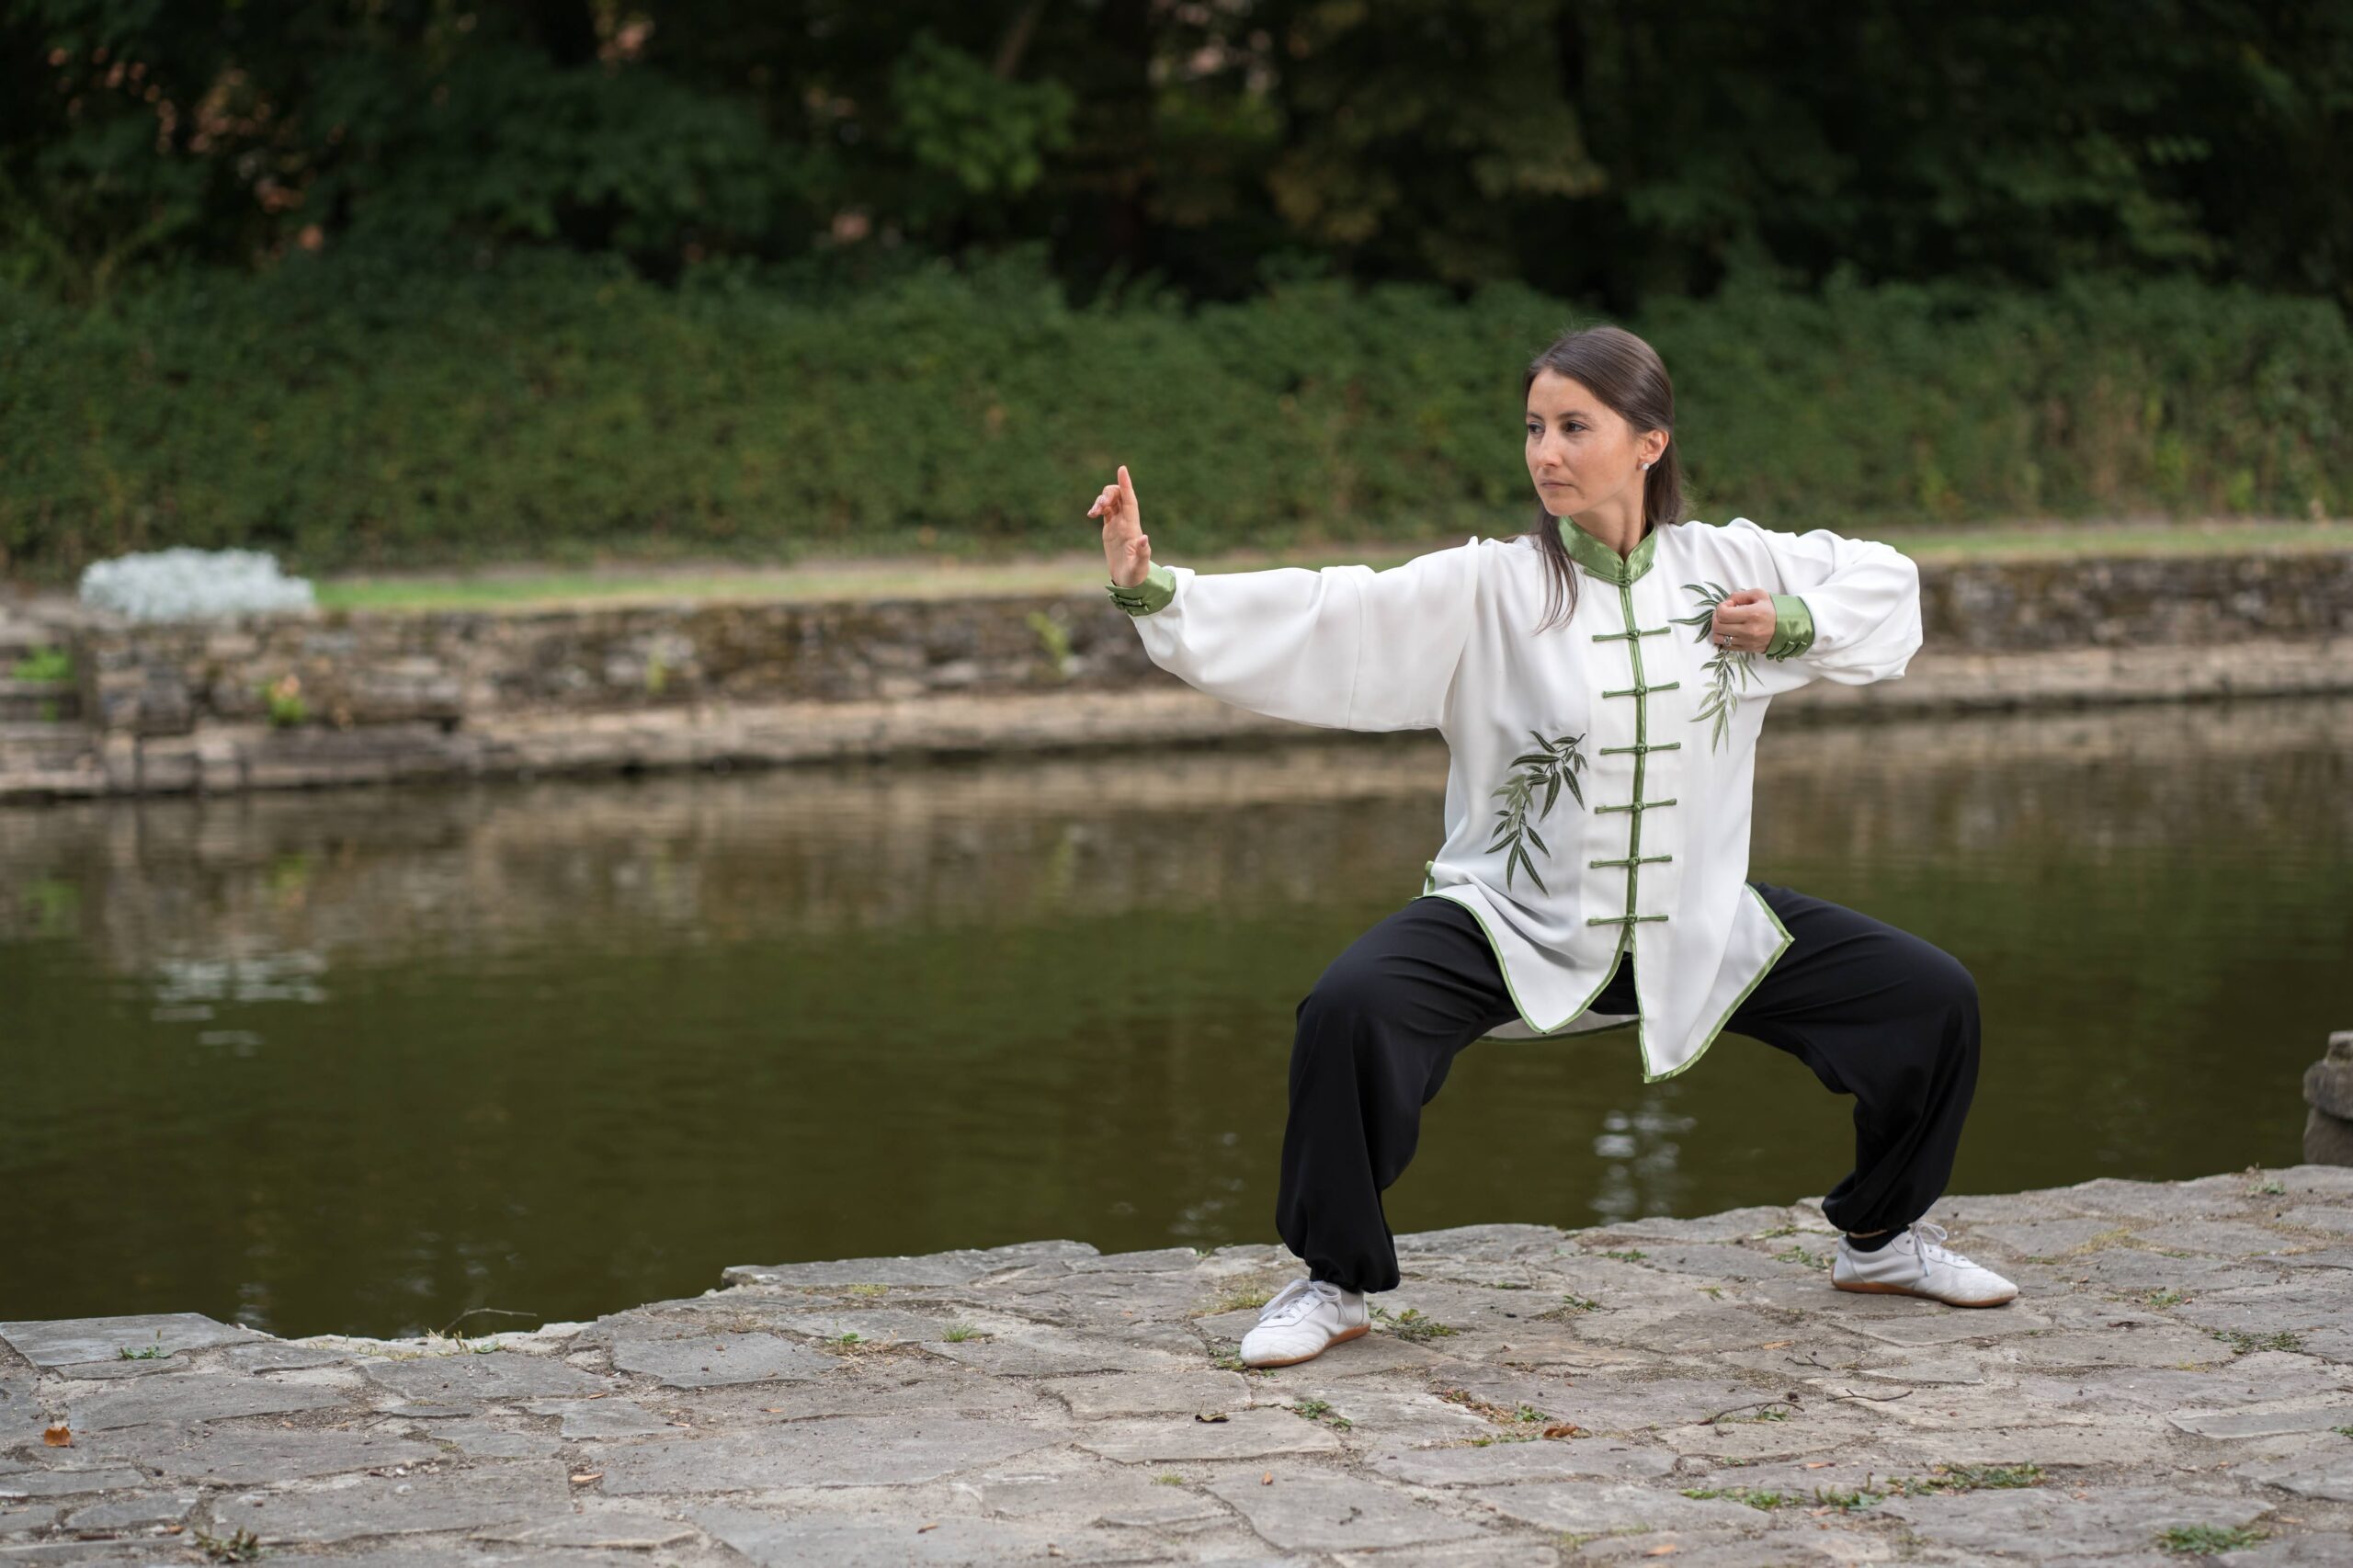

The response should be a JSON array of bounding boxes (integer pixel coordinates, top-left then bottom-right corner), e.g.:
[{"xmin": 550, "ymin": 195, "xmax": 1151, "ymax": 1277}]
[{"xmin": 1118, "ymin": 464, "xmax": 1137, "ymax": 505}]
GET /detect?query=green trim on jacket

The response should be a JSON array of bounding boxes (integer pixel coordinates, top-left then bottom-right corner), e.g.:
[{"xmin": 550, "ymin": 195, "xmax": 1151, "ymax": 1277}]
[
  {"xmin": 1107, "ymin": 561, "xmax": 1176, "ymax": 616},
  {"xmin": 1766, "ymin": 593, "xmax": 1814, "ymax": 659}
]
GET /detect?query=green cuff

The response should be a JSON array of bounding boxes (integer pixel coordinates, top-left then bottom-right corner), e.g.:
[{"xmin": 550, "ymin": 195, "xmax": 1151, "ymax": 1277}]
[
  {"xmin": 1765, "ymin": 593, "xmax": 1814, "ymax": 660},
  {"xmin": 1107, "ymin": 561, "xmax": 1176, "ymax": 617}
]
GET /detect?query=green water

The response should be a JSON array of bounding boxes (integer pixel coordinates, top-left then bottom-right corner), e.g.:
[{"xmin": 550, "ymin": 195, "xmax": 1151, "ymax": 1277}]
[{"xmin": 3, "ymin": 698, "xmax": 2347, "ymax": 1339}]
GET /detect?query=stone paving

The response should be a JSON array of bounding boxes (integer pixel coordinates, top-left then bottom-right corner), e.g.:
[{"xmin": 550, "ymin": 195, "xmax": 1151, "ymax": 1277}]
[{"xmin": 6, "ymin": 1167, "xmax": 2352, "ymax": 1566}]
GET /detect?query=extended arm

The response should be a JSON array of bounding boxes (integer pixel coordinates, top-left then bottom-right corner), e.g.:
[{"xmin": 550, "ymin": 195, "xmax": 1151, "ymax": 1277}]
[{"xmin": 1108, "ymin": 538, "xmax": 1482, "ymax": 731}]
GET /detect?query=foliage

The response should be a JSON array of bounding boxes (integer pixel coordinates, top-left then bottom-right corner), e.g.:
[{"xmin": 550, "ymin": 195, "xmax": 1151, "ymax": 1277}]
[
  {"xmin": 261, "ymin": 672, "xmax": 307, "ymax": 728},
  {"xmin": 192, "ymin": 1528, "xmax": 263, "ymax": 1564},
  {"xmin": 1370, "ymin": 1303, "xmax": 1457, "ymax": 1341},
  {"xmin": 2156, "ymin": 1523, "xmax": 2268, "ymax": 1556},
  {"xmin": 2, "ymin": 2, "xmax": 2348, "ymax": 309},
  {"xmin": 1680, "ymin": 1485, "xmax": 1798, "ymax": 1510},
  {"xmin": 9, "ymin": 645, "xmax": 72, "ymax": 682},
  {"xmin": 4, "ymin": 249, "xmax": 2347, "ymax": 577},
  {"xmin": 1683, "ymin": 1461, "xmax": 2047, "ymax": 1516},
  {"xmin": 891, "ymin": 30, "xmax": 1074, "ymax": 208}
]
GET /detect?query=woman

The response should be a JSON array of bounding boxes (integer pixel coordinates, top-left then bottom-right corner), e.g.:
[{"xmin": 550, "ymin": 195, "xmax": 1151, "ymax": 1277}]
[{"xmin": 1087, "ymin": 324, "xmax": 2013, "ymax": 1371}]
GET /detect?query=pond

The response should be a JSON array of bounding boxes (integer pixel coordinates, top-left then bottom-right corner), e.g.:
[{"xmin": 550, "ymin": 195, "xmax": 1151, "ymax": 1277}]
[{"xmin": 3, "ymin": 696, "xmax": 2348, "ymax": 1339}]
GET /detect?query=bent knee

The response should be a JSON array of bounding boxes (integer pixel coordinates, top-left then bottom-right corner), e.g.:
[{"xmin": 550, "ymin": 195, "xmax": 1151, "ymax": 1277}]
[
  {"xmin": 1907, "ymin": 942, "xmax": 1978, "ymax": 1023},
  {"xmin": 1299, "ymin": 954, "xmax": 1412, "ymax": 1030}
]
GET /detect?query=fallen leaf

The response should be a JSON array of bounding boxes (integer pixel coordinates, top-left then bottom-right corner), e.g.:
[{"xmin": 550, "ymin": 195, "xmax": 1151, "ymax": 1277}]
[
  {"xmin": 760, "ymin": 1407, "xmax": 785, "ymax": 1414},
  {"xmin": 1759, "ymin": 1340, "xmax": 1792, "ymax": 1349},
  {"xmin": 1193, "ymin": 1411, "xmax": 1230, "ymax": 1424},
  {"xmin": 1803, "ymin": 1460, "xmax": 1832, "ymax": 1469},
  {"xmin": 569, "ymin": 1471, "xmax": 603, "ymax": 1484},
  {"xmin": 916, "ymin": 1523, "xmax": 938, "ymax": 1533},
  {"xmin": 41, "ymin": 1424, "xmax": 70, "ymax": 1448},
  {"xmin": 1645, "ymin": 1546, "xmax": 1677, "ymax": 1558},
  {"xmin": 1541, "ymin": 1423, "xmax": 1586, "ymax": 1439},
  {"xmin": 1261, "ymin": 1472, "xmax": 1273, "ymax": 1485}
]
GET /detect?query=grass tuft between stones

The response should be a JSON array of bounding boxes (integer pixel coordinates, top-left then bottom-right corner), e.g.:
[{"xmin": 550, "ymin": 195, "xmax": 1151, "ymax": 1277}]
[
  {"xmin": 1682, "ymin": 1485, "xmax": 1801, "ymax": 1511},
  {"xmin": 1370, "ymin": 1304, "xmax": 1457, "ymax": 1342},
  {"xmin": 2157, "ymin": 1523, "xmax": 2268, "ymax": 1555},
  {"xmin": 1198, "ymin": 1285, "xmax": 1277, "ymax": 1317},
  {"xmin": 1685, "ymin": 1462, "xmax": 2045, "ymax": 1515},
  {"xmin": 194, "ymin": 1528, "xmax": 264, "ymax": 1563}
]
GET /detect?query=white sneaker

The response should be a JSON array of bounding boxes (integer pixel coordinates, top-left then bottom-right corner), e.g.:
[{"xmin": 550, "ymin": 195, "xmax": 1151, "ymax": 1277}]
[
  {"xmin": 1833, "ymin": 1220, "xmax": 2018, "ymax": 1307},
  {"xmin": 1237, "ymin": 1277, "xmax": 1370, "ymax": 1368}
]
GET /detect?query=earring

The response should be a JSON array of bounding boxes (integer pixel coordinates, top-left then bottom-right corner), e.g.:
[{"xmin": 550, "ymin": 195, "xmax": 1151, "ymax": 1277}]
[{"xmin": 1639, "ymin": 460, "xmax": 1653, "ymax": 472}]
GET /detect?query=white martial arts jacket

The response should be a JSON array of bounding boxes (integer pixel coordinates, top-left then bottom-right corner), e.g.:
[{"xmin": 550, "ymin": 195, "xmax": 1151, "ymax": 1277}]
[{"xmin": 1107, "ymin": 517, "xmax": 1922, "ymax": 1082}]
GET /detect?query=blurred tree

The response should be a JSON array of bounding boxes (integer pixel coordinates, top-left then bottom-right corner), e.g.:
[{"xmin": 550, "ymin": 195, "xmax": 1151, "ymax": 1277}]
[{"xmin": 0, "ymin": 0, "xmax": 2344, "ymax": 307}]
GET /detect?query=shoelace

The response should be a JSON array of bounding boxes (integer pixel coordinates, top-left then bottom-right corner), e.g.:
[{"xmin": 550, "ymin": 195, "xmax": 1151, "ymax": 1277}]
[
  {"xmin": 1906, "ymin": 1220, "xmax": 1962, "ymax": 1281},
  {"xmin": 1258, "ymin": 1278, "xmax": 1341, "ymax": 1327}
]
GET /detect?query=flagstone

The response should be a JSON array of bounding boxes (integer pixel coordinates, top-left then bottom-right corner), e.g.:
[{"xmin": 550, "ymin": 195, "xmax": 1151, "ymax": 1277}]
[
  {"xmin": 2, "ymin": 1167, "xmax": 2346, "ymax": 1566},
  {"xmin": 607, "ymin": 1332, "xmax": 836, "ymax": 1388},
  {"xmin": 588, "ymin": 1414, "xmax": 1066, "ymax": 1493},
  {"xmin": 361, "ymin": 1350, "xmax": 608, "ymax": 1403},
  {"xmin": 0, "ymin": 1313, "xmax": 260, "ymax": 1369}
]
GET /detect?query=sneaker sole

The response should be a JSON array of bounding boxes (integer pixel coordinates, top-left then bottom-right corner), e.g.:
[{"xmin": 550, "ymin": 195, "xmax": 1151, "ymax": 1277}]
[
  {"xmin": 1241, "ymin": 1322, "xmax": 1370, "ymax": 1369},
  {"xmin": 1834, "ymin": 1278, "xmax": 2018, "ymax": 1307}
]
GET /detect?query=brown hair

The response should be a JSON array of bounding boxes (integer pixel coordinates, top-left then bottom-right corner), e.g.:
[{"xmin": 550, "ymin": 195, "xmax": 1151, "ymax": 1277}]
[{"xmin": 1518, "ymin": 324, "xmax": 1688, "ymax": 632}]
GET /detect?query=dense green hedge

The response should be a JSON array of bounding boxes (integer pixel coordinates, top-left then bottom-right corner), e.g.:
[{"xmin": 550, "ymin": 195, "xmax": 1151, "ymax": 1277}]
[{"xmin": 3, "ymin": 246, "xmax": 2347, "ymax": 576}]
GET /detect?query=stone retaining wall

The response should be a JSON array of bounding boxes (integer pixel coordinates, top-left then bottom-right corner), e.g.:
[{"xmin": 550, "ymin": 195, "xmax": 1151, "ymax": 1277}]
[
  {"xmin": 70, "ymin": 548, "xmax": 2353, "ymax": 736},
  {"xmin": 1, "ymin": 546, "xmax": 2347, "ymax": 800}
]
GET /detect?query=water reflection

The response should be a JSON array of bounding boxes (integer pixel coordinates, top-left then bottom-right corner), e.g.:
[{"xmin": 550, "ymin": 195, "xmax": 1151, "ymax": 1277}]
[{"xmin": 2, "ymin": 698, "xmax": 2347, "ymax": 1337}]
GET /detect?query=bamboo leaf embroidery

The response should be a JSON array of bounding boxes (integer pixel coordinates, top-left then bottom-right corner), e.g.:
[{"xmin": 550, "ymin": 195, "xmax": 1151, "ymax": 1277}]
[
  {"xmin": 1485, "ymin": 729, "xmax": 1588, "ymax": 892},
  {"xmin": 1670, "ymin": 579, "xmax": 1758, "ymax": 754}
]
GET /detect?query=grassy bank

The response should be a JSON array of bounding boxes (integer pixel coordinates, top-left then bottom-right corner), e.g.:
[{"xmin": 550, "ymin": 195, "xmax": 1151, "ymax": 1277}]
[{"xmin": 310, "ymin": 517, "xmax": 2353, "ymax": 612}]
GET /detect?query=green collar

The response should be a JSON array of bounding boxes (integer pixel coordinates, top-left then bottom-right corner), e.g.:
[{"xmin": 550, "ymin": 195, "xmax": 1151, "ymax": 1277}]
[{"xmin": 1555, "ymin": 519, "xmax": 1658, "ymax": 585}]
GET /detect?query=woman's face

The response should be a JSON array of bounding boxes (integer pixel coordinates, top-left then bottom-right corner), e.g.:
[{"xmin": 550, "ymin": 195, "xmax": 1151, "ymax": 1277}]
[{"xmin": 1525, "ymin": 369, "xmax": 1665, "ymax": 517}]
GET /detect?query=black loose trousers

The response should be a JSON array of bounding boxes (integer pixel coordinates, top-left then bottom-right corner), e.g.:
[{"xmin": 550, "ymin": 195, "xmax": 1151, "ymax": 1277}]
[{"xmin": 1274, "ymin": 882, "xmax": 1982, "ymax": 1295}]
